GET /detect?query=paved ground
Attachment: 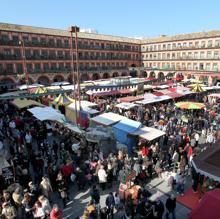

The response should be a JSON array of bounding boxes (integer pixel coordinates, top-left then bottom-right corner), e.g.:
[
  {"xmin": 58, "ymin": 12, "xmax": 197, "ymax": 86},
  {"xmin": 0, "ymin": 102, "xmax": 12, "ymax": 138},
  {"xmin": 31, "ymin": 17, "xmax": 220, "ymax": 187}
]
[{"xmin": 61, "ymin": 175, "xmax": 191, "ymax": 219}]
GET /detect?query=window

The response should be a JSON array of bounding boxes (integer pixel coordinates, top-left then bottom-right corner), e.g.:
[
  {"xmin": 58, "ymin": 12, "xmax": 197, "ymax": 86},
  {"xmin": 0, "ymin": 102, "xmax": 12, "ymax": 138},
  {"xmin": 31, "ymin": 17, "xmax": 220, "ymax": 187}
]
[
  {"xmin": 158, "ymin": 53, "xmax": 161, "ymax": 59},
  {"xmin": 195, "ymin": 41, "xmax": 199, "ymax": 48},
  {"xmin": 172, "ymin": 43, "xmax": 176, "ymax": 49},
  {"xmin": 158, "ymin": 45, "xmax": 161, "ymax": 50},
  {"xmin": 189, "ymin": 42, "xmax": 193, "ymax": 47},
  {"xmin": 177, "ymin": 52, "xmax": 180, "ymax": 58},
  {"xmin": 167, "ymin": 53, "xmax": 170, "ymax": 59},
  {"xmin": 43, "ymin": 63, "xmax": 49, "ymax": 70},
  {"xmin": 35, "ymin": 63, "xmax": 41, "ymax": 71},
  {"xmin": 215, "ymin": 40, "xmax": 220, "ymax": 47},
  {"xmin": 167, "ymin": 44, "xmax": 171, "ymax": 49},
  {"xmin": 182, "ymin": 52, "xmax": 186, "ymax": 58},
  {"xmin": 12, "ymin": 36, "xmax": 19, "ymax": 42},
  {"xmin": 6, "ymin": 64, "xmax": 13, "ymax": 72},
  {"xmin": 187, "ymin": 63, "xmax": 192, "ymax": 70},
  {"xmin": 188, "ymin": 52, "xmax": 192, "ymax": 59},
  {"xmin": 199, "ymin": 63, "xmax": 204, "ymax": 70},
  {"xmin": 206, "ymin": 63, "xmax": 211, "ymax": 70},
  {"xmin": 32, "ymin": 37, "xmax": 38, "ymax": 42},
  {"xmin": 57, "ymin": 39, "xmax": 62, "ymax": 46},
  {"xmin": 213, "ymin": 63, "xmax": 218, "ymax": 71},
  {"xmin": 27, "ymin": 63, "xmax": 32, "ymax": 72},
  {"xmin": 4, "ymin": 49, "xmax": 11, "ymax": 55},
  {"xmin": 0, "ymin": 64, "xmax": 3, "ymax": 73},
  {"xmin": 14, "ymin": 49, "xmax": 21, "ymax": 58},
  {"xmin": 162, "ymin": 53, "xmax": 166, "ymax": 59},
  {"xmin": 1, "ymin": 34, "xmax": 9, "ymax": 41},
  {"xmin": 207, "ymin": 40, "xmax": 212, "ymax": 47},
  {"xmin": 214, "ymin": 51, "xmax": 219, "ymax": 59},
  {"xmin": 177, "ymin": 43, "xmax": 182, "ymax": 48},
  {"xmin": 162, "ymin": 44, "xmax": 166, "ymax": 50},
  {"xmin": 200, "ymin": 52, "xmax": 205, "ymax": 59},
  {"xmin": 207, "ymin": 51, "xmax": 212, "ymax": 59},
  {"xmin": 182, "ymin": 63, "xmax": 186, "ymax": 69},
  {"xmin": 172, "ymin": 53, "xmax": 175, "ymax": 59},
  {"xmin": 193, "ymin": 63, "xmax": 198, "ymax": 70},
  {"xmin": 183, "ymin": 42, "xmax": 187, "ymax": 47},
  {"xmin": 194, "ymin": 52, "xmax": 198, "ymax": 59},
  {"xmin": 201, "ymin": 41, "xmax": 206, "ymax": 48},
  {"xmin": 154, "ymin": 45, "xmax": 157, "ymax": 51},
  {"xmin": 16, "ymin": 64, "xmax": 23, "ymax": 73},
  {"xmin": 22, "ymin": 36, "xmax": 29, "ymax": 42}
]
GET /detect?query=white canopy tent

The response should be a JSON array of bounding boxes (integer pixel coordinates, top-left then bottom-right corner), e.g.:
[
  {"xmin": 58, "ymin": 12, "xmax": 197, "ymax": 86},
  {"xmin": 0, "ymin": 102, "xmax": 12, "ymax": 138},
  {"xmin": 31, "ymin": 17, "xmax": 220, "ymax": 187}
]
[
  {"xmin": 116, "ymin": 102, "xmax": 137, "ymax": 110},
  {"xmin": 136, "ymin": 95, "xmax": 171, "ymax": 105},
  {"xmin": 28, "ymin": 107, "xmax": 65, "ymax": 121},
  {"xmin": 90, "ymin": 112, "xmax": 125, "ymax": 126},
  {"xmin": 131, "ymin": 126, "xmax": 165, "ymax": 141}
]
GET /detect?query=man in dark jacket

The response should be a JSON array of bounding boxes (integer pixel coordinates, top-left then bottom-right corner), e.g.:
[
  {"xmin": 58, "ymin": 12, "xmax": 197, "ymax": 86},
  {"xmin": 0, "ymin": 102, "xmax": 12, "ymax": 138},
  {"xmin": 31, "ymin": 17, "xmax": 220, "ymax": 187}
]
[
  {"xmin": 152, "ymin": 198, "xmax": 164, "ymax": 219},
  {"xmin": 105, "ymin": 192, "xmax": 115, "ymax": 219},
  {"xmin": 165, "ymin": 194, "xmax": 176, "ymax": 219}
]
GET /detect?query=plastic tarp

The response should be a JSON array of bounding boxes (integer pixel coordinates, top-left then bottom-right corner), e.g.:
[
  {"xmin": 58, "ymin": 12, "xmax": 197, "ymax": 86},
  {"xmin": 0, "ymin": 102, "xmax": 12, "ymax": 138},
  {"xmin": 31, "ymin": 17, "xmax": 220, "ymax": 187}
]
[
  {"xmin": 189, "ymin": 189, "xmax": 220, "ymax": 219},
  {"xmin": 93, "ymin": 90, "xmax": 120, "ymax": 97},
  {"xmin": 90, "ymin": 112, "xmax": 125, "ymax": 126},
  {"xmin": 116, "ymin": 102, "xmax": 137, "ymax": 110},
  {"xmin": 113, "ymin": 119, "xmax": 141, "ymax": 154},
  {"xmin": 136, "ymin": 95, "xmax": 171, "ymax": 105},
  {"xmin": 28, "ymin": 107, "xmax": 65, "ymax": 121},
  {"xmin": 131, "ymin": 126, "xmax": 165, "ymax": 141},
  {"xmin": 11, "ymin": 99, "xmax": 43, "ymax": 109}
]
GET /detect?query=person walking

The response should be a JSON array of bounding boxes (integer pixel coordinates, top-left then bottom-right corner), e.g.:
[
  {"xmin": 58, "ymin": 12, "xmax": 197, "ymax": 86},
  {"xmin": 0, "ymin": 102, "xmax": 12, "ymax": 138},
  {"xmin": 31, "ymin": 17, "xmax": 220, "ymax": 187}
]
[
  {"xmin": 165, "ymin": 194, "xmax": 176, "ymax": 219},
  {"xmin": 152, "ymin": 197, "xmax": 164, "ymax": 219},
  {"xmin": 105, "ymin": 192, "xmax": 115, "ymax": 219},
  {"xmin": 98, "ymin": 165, "xmax": 108, "ymax": 191}
]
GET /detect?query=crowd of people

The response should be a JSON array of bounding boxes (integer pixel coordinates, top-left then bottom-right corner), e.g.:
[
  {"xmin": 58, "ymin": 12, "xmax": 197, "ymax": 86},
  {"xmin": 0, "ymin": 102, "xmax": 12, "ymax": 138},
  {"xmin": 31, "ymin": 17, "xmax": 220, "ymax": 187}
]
[{"xmin": 0, "ymin": 86, "xmax": 219, "ymax": 219}]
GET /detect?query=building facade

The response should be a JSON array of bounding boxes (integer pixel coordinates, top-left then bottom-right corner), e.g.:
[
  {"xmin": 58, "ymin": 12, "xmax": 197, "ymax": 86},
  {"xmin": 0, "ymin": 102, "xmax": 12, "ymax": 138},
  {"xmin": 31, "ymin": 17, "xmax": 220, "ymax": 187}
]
[
  {"xmin": 0, "ymin": 23, "xmax": 141, "ymax": 87},
  {"xmin": 1, "ymin": 22, "xmax": 220, "ymax": 87},
  {"xmin": 141, "ymin": 31, "xmax": 220, "ymax": 85}
]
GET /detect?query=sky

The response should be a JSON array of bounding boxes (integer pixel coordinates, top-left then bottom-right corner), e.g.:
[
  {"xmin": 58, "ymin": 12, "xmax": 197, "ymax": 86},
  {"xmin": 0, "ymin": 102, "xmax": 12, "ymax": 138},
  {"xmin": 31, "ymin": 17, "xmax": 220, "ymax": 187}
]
[{"xmin": 1, "ymin": 0, "xmax": 220, "ymax": 38}]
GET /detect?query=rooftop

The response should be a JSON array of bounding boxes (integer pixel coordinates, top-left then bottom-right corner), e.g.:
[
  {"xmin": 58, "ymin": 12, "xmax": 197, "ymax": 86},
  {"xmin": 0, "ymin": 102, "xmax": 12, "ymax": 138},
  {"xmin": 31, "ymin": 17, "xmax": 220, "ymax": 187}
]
[
  {"xmin": 141, "ymin": 30, "xmax": 220, "ymax": 44},
  {"xmin": 0, "ymin": 22, "xmax": 141, "ymax": 44}
]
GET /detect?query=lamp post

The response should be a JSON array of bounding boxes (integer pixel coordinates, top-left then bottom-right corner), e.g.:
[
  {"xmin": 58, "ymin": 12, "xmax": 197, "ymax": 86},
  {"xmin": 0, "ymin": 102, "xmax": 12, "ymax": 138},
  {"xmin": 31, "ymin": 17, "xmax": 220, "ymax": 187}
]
[
  {"xmin": 19, "ymin": 40, "xmax": 28, "ymax": 86},
  {"xmin": 69, "ymin": 26, "xmax": 81, "ymax": 125}
]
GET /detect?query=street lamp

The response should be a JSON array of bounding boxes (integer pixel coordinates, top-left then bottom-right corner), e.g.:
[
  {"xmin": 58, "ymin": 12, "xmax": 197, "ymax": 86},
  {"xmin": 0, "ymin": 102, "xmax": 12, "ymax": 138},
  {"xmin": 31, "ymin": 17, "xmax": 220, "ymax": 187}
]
[
  {"xmin": 69, "ymin": 26, "xmax": 81, "ymax": 126},
  {"xmin": 19, "ymin": 40, "xmax": 28, "ymax": 86}
]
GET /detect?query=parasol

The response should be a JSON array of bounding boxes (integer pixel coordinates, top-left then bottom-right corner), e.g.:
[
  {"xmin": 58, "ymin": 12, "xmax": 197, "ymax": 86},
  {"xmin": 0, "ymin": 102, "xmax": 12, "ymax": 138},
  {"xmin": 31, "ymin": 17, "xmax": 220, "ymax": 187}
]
[{"xmin": 175, "ymin": 102, "xmax": 205, "ymax": 110}]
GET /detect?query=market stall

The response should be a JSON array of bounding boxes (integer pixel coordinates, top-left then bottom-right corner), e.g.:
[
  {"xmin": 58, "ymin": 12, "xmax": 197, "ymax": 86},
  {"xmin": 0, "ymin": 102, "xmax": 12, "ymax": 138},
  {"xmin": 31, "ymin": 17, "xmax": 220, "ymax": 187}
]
[
  {"xmin": 28, "ymin": 106, "xmax": 65, "ymax": 122},
  {"xmin": 11, "ymin": 99, "xmax": 44, "ymax": 109},
  {"xmin": 130, "ymin": 126, "xmax": 165, "ymax": 142},
  {"xmin": 90, "ymin": 112, "xmax": 125, "ymax": 126},
  {"xmin": 116, "ymin": 102, "xmax": 137, "ymax": 110},
  {"xmin": 118, "ymin": 95, "xmax": 144, "ymax": 103},
  {"xmin": 191, "ymin": 144, "xmax": 220, "ymax": 182},
  {"xmin": 113, "ymin": 119, "xmax": 141, "ymax": 154}
]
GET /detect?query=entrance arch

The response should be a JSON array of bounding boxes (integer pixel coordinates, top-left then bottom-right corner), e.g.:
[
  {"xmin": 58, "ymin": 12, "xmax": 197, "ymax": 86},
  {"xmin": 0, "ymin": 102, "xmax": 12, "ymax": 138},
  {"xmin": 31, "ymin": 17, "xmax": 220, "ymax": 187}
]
[
  {"xmin": 92, "ymin": 73, "xmax": 100, "ymax": 81},
  {"xmin": 131, "ymin": 64, "xmax": 137, "ymax": 67},
  {"xmin": 0, "ymin": 77, "xmax": 16, "ymax": 90},
  {"xmin": 81, "ymin": 74, "xmax": 89, "ymax": 82},
  {"xmin": 53, "ymin": 74, "xmax": 64, "ymax": 82},
  {"xmin": 158, "ymin": 72, "xmax": 165, "ymax": 81},
  {"xmin": 112, "ymin": 72, "xmax": 119, "ymax": 77},
  {"xmin": 149, "ymin": 71, "xmax": 156, "ymax": 78},
  {"xmin": 103, "ymin": 72, "xmax": 110, "ymax": 79},
  {"xmin": 37, "ymin": 76, "xmax": 50, "ymax": 85},
  {"xmin": 142, "ymin": 71, "xmax": 148, "ymax": 78},
  {"xmin": 121, "ymin": 72, "xmax": 128, "ymax": 77},
  {"xmin": 130, "ymin": 70, "xmax": 137, "ymax": 77}
]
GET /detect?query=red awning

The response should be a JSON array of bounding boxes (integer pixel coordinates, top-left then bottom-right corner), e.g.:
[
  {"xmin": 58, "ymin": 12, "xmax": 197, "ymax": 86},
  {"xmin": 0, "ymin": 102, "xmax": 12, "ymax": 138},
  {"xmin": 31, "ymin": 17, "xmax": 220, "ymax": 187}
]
[
  {"xmin": 94, "ymin": 90, "xmax": 120, "ymax": 97},
  {"xmin": 152, "ymin": 91, "xmax": 164, "ymax": 96},
  {"xmin": 168, "ymin": 87, "xmax": 177, "ymax": 92},
  {"xmin": 166, "ymin": 92, "xmax": 183, "ymax": 99},
  {"xmin": 119, "ymin": 89, "xmax": 132, "ymax": 94},
  {"xmin": 189, "ymin": 189, "xmax": 220, "ymax": 219},
  {"xmin": 118, "ymin": 96, "xmax": 144, "ymax": 103},
  {"xmin": 146, "ymin": 77, "xmax": 156, "ymax": 81}
]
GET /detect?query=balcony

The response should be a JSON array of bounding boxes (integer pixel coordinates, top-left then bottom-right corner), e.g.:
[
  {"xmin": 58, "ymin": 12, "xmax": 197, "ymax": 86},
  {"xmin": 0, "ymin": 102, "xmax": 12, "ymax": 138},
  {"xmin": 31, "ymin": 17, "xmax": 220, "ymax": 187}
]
[{"xmin": 0, "ymin": 54, "xmax": 21, "ymax": 60}]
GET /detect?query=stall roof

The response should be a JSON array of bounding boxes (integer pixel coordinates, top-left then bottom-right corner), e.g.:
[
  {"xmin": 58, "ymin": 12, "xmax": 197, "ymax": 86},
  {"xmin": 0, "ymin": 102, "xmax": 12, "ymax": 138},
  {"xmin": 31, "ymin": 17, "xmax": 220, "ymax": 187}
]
[
  {"xmin": 118, "ymin": 95, "xmax": 144, "ymax": 103},
  {"xmin": 113, "ymin": 119, "xmax": 141, "ymax": 133},
  {"xmin": 131, "ymin": 126, "xmax": 165, "ymax": 141},
  {"xmin": 90, "ymin": 112, "xmax": 125, "ymax": 126},
  {"xmin": 11, "ymin": 99, "xmax": 44, "ymax": 109},
  {"xmin": 67, "ymin": 100, "xmax": 97, "ymax": 110},
  {"xmin": 82, "ymin": 107, "xmax": 100, "ymax": 114},
  {"xmin": 28, "ymin": 106, "xmax": 65, "ymax": 121},
  {"xmin": 166, "ymin": 92, "xmax": 183, "ymax": 99},
  {"xmin": 155, "ymin": 85, "xmax": 169, "ymax": 89},
  {"xmin": 152, "ymin": 91, "xmax": 164, "ymax": 96},
  {"xmin": 119, "ymin": 89, "xmax": 132, "ymax": 94},
  {"xmin": 116, "ymin": 102, "xmax": 137, "ymax": 110},
  {"xmin": 93, "ymin": 90, "xmax": 120, "ymax": 97},
  {"xmin": 136, "ymin": 95, "xmax": 172, "ymax": 105},
  {"xmin": 144, "ymin": 93, "xmax": 156, "ymax": 100}
]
